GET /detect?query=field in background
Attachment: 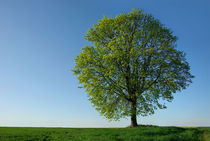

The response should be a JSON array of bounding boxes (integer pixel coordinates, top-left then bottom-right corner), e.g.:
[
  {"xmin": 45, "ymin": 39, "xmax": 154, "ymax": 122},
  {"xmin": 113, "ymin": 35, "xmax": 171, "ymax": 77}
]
[{"xmin": 0, "ymin": 126, "xmax": 209, "ymax": 141}]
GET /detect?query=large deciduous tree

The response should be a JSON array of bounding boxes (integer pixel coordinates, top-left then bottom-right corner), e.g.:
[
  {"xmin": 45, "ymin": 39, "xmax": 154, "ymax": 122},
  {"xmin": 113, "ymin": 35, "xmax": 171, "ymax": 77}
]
[{"xmin": 72, "ymin": 9, "xmax": 194, "ymax": 127}]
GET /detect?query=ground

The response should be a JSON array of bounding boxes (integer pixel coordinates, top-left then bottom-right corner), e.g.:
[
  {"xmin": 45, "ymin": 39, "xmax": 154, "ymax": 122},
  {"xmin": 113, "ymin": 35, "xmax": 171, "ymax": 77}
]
[{"xmin": 0, "ymin": 126, "xmax": 209, "ymax": 141}]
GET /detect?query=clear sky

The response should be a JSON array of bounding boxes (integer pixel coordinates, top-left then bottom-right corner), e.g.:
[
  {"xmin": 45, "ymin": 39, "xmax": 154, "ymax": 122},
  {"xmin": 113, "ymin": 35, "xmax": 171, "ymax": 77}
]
[{"xmin": 0, "ymin": 0, "xmax": 210, "ymax": 127}]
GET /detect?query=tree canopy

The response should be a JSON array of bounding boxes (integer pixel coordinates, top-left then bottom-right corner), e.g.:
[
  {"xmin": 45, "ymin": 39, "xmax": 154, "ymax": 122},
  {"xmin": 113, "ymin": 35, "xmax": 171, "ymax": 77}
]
[{"xmin": 72, "ymin": 9, "xmax": 194, "ymax": 127}]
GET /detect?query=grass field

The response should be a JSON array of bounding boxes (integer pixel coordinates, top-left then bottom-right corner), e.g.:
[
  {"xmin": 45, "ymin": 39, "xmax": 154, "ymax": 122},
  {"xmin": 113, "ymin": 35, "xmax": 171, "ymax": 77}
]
[{"xmin": 0, "ymin": 126, "xmax": 209, "ymax": 141}]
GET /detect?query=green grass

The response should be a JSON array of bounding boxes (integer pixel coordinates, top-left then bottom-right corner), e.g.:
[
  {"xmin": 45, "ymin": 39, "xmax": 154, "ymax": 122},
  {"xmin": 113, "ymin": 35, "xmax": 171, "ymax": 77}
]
[
  {"xmin": 198, "ymin": 127, "xmax": 210, "ymax": 141},
  {"xmin": 0, "ymin": 126, "xmax": 209, "ymax": 141}
]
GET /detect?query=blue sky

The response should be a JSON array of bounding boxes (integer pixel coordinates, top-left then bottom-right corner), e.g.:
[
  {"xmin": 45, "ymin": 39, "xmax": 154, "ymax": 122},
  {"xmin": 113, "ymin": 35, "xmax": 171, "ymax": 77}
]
[{"xmin": 0, "ymin": 0, "xmax": 210, "ymax": 127}]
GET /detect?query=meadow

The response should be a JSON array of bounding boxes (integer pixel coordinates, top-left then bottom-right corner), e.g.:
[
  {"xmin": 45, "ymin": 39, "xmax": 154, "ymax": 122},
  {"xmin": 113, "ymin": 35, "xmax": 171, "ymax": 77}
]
[{"xmin": 0, "ymin": 126, "xmax": 209, "ymax": 141}]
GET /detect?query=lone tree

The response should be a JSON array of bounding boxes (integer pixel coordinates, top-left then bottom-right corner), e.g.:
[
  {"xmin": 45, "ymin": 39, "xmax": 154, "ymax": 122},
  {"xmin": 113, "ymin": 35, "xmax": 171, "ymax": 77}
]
[{"xmin": 72, "ymin": 9, "xmax": 194, "ymax": 127}]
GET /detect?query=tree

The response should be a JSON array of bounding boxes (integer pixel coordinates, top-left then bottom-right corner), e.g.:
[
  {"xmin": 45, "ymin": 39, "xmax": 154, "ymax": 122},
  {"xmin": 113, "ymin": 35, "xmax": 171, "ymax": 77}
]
[{"xmin": 72, "ymin": 9, "xmax": 194, "ymax": 127}]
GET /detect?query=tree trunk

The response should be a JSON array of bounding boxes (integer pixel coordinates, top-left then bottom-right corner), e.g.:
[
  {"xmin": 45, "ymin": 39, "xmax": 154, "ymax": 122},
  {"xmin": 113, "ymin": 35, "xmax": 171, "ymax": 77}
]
[{"xmin": 130, "ymin": 100, "xmax": 138, "ymax": 127}]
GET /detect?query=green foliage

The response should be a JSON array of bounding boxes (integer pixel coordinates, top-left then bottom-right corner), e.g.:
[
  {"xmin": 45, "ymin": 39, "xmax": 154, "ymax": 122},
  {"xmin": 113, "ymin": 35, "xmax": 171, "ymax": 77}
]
[
  {"xmin": 72, "ymin": 9, "xmax": 194, "ymax": 121},
  {"xmin": 0, "ymin": 127, "xmax": 206, "ymax": 141}
]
